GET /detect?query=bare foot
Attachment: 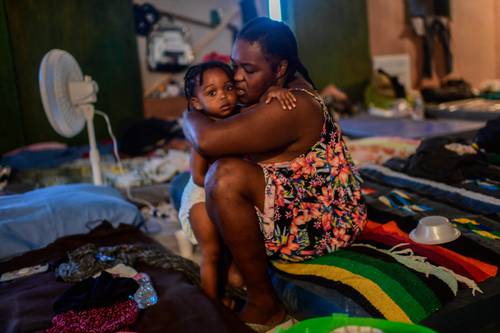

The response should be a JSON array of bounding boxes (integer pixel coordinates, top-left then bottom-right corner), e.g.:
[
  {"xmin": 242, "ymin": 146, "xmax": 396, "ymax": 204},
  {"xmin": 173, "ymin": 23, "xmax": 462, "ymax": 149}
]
[
  {"xmin": 239, "ymin": 299, "xmax": 286, "ymax": 326},
  {"xmin": 222, "ymin": 296, "xmax": 236, "ymax": 310}
]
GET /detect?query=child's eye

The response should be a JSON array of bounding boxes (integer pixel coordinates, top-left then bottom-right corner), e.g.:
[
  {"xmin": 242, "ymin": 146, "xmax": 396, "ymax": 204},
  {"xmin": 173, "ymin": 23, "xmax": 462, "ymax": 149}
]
[
  {"xmin": 243, "ymin": 66, "xmax": 255, "ymax": 74},
  {"xmin": 207, "ymin": 90, "xmax": 216, "ymax": 97}
]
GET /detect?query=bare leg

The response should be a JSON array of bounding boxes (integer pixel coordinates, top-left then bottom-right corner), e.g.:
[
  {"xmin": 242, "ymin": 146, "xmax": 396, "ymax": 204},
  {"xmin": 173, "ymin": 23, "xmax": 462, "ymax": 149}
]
[
  {"xmin": 189, "ymin": 202, "xmax": 221, "ymax": 300},
  {"xmin": 227, "ymin": 262, "xmax": 244, "ymax": 288},
  {"xmin": 205, "ymin": 158, "xmax": 286, "ymax": 325}
]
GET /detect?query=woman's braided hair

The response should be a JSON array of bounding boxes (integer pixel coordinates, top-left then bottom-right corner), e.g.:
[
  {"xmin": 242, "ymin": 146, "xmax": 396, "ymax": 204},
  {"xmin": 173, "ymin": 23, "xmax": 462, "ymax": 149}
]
[{"xmin": 236, "ymin": 17, "xmax": 316, "ymax": 89}]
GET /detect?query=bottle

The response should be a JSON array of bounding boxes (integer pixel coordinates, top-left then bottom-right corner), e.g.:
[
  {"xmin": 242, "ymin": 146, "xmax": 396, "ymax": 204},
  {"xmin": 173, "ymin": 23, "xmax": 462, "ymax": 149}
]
[
  {"xmin": 411, "ymin": 91, "xmax": 425, "ymax": 120},
  {"xmin": 133, "ymin": 273, "xmax": 158, "ymax": 309}
]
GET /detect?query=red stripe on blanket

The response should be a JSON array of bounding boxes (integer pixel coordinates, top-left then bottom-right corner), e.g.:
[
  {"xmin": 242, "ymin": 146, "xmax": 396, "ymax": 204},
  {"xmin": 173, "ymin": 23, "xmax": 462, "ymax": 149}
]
[{"xmin": 358, "ymin": 221, "xmax": 497, "ymax": 283}]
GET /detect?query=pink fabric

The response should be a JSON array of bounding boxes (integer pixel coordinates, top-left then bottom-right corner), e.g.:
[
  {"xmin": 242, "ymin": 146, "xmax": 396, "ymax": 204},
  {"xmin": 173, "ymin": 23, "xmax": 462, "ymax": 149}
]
[
  {"xmin": 345, "ymin": 136, "xmax": 420, "ymax": 166},
  {"xmin": 45, "ymin": 300, "xmax": 138, "ymax": 333}
]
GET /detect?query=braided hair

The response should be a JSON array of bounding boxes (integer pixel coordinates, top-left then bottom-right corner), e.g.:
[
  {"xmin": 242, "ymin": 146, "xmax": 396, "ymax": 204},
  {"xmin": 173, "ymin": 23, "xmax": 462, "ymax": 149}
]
[
  {"xmin": 236, "ymin": 17, "xmax": 316, "ymax": 89},
  {"xmin": 183, "ymin": 61, "xmax": 234, "ymax": 111}
]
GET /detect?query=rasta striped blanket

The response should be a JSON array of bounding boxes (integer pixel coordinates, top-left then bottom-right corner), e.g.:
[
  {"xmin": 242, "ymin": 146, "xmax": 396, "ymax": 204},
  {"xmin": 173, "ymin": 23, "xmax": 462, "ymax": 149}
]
[{"xmin": 272, "ymin": 220, "xmax": 498, "ymax": 324}]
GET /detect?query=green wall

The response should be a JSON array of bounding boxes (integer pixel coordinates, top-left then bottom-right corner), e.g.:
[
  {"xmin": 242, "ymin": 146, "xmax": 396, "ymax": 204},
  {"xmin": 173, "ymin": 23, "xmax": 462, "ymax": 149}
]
[
  {"xmin": 0, "ymin": 0, "xmax": 143, "ymax": 154},
  {"xmin": 0, "ymin": 0, "xmax": 24, "ymax": 154},
  {"xmin": 287, "ymin": 0, "xmax": 372, "ymax": 101}
]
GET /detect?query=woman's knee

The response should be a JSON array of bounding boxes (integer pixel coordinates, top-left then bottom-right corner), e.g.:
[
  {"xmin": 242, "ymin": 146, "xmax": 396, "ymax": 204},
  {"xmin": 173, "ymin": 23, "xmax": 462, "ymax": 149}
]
[
  {"xmin": 205, "ymin": 158, "xmax": 249, "ymax": 197},
  {"xmin": 205, "ymin": 158, "xmax": 265, "ymax": 210}
]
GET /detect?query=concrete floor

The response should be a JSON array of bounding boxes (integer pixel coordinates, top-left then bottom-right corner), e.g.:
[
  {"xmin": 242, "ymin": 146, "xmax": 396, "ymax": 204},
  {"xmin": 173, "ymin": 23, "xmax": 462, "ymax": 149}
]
[{"xmin": 142, "ymin": 202, "xmax": 200, "ymax": 263}]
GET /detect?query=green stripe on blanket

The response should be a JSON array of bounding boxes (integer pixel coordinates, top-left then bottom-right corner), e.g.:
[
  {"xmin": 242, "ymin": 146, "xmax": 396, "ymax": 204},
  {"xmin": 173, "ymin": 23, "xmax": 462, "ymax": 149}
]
[
  {"xmin": 273, "ymin": 244, "xmax": 451, "ymax": 323},
  {"xmin": 273, "ymin": 261, "xmax": 412, "ymax": 323},
  {"xmin": 333, "ymin": 248, "xmax": 442, "ymax": 315},
  {"xmin": 304, "ymin": 249, "xmax": 426, "ymax": 322}
]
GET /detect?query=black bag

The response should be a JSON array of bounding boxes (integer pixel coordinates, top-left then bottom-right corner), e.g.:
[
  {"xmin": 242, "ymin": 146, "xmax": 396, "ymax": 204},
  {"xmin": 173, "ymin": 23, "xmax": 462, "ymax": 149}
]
[
  {"xmin": 475, "ymin": 116, "xmax": 500, "ymax": 154},
  {"xmin": 404, "ymin": 137, "xmax": 500, "ymax": 184},
  {"xmin": 404, "ymin": 138, "xmax": 473, "ymax": 183},
  {"xmin": 421, "ymin": 79, "xmax": 474, "ymax": 103}
]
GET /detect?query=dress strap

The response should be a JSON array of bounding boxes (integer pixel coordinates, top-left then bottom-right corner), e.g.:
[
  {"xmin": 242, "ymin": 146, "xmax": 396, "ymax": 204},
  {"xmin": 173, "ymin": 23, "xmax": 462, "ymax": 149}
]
[{"xmin": 288, "ymin": 88, "xmax": 330, "ymax": 119}]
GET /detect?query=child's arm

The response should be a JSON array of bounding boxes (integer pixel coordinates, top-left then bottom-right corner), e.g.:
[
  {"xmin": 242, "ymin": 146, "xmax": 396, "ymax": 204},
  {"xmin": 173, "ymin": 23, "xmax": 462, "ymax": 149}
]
[
  {"xmin": 263, "ymin": 86, "xmax": 297, "ymax": 110},
  {"xmin": 191, "ymin": 148, "xmax": 210, "ymax": 187}
]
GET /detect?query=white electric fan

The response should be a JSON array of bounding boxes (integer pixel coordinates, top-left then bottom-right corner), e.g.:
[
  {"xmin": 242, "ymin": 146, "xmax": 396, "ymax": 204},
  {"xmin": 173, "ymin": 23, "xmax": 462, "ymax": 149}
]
[{"xmin": 39, "ymin": 49, "xmax": 103, "ymax": 185}]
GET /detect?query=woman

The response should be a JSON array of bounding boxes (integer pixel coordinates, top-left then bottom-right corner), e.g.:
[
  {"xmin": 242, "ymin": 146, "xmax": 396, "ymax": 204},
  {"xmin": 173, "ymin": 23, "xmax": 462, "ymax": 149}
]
[{"xmin": 183, "ymin": 17, "xmax": 366, "ymax": 329}]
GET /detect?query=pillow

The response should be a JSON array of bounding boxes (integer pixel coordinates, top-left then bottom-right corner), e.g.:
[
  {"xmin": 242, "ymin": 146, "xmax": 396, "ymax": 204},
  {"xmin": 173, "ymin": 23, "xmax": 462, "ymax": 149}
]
[{"xmin": 0, "ymin": 184, "xmax": 143, "ymax": 260}]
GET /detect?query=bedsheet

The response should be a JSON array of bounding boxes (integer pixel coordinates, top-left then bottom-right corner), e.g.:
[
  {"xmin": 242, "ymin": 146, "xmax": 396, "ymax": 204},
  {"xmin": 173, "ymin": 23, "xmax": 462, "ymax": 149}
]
[
  {"xmin": 360, "ymin": 164, "xmax": 500, "ymax": 214},
  {"xmin": 3, "ymin": 149, "xmax": 189, "ymax": 194},
  {"xmin": 0, "ymin": 222, "xmax": 251, "ymax": 333},
  {"xmin": 339, "ymin": 114, "xmax": 484, "ymax": 139}
]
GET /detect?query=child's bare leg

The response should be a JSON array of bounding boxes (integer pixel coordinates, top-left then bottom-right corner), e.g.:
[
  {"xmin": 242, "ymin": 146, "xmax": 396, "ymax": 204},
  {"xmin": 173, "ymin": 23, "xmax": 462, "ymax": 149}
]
[
  {"xmin": 189, "ymin": 202, "xmax": 221, "ymax": 300},
  {"xmin": 228, "ymin": 262, "xmax": 244, "ymax": 288}
]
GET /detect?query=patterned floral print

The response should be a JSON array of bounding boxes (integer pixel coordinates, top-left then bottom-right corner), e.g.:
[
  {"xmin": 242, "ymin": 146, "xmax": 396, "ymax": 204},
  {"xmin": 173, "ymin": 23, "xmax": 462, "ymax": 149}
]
[{"xmin": 256, "ymin": 89, "xmax": 367, "ymax": 262}]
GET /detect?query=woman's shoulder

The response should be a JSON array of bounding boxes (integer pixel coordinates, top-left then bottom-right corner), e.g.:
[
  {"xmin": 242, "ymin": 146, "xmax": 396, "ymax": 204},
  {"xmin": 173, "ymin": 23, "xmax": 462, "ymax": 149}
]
[
  {"xmin": 289, "ymin": 88, "xmax": 324, "ymax": 112},
  {"xmin": 286, "ymin": 76, "xmax": 324, "ymax": 109}
]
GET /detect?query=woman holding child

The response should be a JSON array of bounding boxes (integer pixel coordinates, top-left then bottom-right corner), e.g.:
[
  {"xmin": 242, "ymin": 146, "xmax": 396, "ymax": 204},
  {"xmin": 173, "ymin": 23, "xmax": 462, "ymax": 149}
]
[{"xmin": 182, "ymin": 17, "xmax": 366, "ymax": 330}]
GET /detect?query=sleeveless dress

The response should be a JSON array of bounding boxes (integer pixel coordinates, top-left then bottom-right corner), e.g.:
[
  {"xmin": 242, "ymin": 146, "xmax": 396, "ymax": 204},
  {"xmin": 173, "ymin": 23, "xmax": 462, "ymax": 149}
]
[{"xmin": 256, "ymin": 88, "xmax": 367, "ymax": 262}]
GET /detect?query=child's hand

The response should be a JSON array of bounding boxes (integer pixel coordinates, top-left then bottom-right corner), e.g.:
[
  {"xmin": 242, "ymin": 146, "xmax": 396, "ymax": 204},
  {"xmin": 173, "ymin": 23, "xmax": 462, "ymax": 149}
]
[{"xmin": 265, "ymin": 87, "xmax": 297, "ymax": 110}]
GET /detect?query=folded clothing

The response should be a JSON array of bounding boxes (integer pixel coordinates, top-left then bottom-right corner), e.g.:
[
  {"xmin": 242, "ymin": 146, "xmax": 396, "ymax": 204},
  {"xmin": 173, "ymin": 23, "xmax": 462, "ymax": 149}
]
[{"xmin": 54, "ymin": 271, "xmax": 139, "ymax": 314}]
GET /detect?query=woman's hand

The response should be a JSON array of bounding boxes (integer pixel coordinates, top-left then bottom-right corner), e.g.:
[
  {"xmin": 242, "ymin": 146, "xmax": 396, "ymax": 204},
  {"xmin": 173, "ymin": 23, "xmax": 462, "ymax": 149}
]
[{"xmin": 264, "ymin": 87, "xmax": 297, "ymax": 110}]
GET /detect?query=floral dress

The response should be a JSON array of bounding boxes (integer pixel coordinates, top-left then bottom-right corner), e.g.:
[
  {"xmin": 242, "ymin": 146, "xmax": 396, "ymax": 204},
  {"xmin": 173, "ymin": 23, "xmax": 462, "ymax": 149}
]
[{"xmin": 256, "ymin": 89, "xmax": 367, "ymax": 262}]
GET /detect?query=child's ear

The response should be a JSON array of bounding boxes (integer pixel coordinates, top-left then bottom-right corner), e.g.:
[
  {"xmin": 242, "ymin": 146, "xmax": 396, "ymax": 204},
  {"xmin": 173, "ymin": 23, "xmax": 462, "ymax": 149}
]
[{"xmin": 190, "ymin": 97, "xmax": 203, "ymax": 111}]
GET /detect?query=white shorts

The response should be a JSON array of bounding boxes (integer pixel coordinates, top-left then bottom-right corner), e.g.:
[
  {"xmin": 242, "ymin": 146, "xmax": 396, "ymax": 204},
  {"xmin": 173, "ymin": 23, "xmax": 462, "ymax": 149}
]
[{"xmin": 178, "ymin": 176, "xmax": 206, "ymax": 245}]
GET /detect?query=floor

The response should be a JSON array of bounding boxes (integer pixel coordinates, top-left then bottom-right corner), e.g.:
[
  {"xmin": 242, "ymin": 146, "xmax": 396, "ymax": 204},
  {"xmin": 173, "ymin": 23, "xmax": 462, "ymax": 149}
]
[{"xmin": 141, "ymin": 201, "xmax": 201, "ymax": 263}]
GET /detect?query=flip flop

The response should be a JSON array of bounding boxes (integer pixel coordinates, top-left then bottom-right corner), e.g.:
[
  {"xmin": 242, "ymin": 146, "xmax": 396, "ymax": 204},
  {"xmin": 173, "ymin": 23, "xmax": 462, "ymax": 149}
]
[{"xmin": 246, "ymin": 315, "xmax": 297, "ymax": 333}]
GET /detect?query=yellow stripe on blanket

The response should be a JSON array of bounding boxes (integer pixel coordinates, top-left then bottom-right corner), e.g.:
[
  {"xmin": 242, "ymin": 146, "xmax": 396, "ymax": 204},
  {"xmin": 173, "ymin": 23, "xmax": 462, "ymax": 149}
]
[
  {"xmin": 272, "ymin": 261, "xmax": 412, "ymax": 323},
  {"xmin": 473, "ymin": 230, "xmax": 500, "ymax": 240}
]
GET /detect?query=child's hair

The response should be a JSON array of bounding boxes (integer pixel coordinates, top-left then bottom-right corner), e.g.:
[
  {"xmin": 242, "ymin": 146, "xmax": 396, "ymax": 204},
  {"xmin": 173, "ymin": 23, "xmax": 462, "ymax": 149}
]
[{"xmin": 184, "ymin": 61, "xmax": 234, "ymax": 111}]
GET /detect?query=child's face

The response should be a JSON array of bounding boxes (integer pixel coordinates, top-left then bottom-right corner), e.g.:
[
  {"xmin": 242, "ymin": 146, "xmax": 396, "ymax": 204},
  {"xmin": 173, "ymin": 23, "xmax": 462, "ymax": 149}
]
[{"xmin": 191, "ymin": 68, "xmax": 237, "ymax": 119}]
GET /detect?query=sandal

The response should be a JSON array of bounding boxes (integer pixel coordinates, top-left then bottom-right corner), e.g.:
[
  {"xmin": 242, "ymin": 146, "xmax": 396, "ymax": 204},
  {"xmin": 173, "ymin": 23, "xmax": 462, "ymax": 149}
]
[{"xmin": 245, "ymin": 315, "xmax": 297, "ymax": 333}]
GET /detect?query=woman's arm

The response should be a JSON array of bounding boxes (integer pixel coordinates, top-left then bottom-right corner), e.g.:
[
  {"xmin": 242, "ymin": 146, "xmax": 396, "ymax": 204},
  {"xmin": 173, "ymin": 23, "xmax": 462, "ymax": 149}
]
[
  {"xmin": 190, "ymin": 148, "xmax": 210, "ymax": 187},
  {"xmin": 183, "ymin": 93, "xmax": 315, "ymax": 158}
]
